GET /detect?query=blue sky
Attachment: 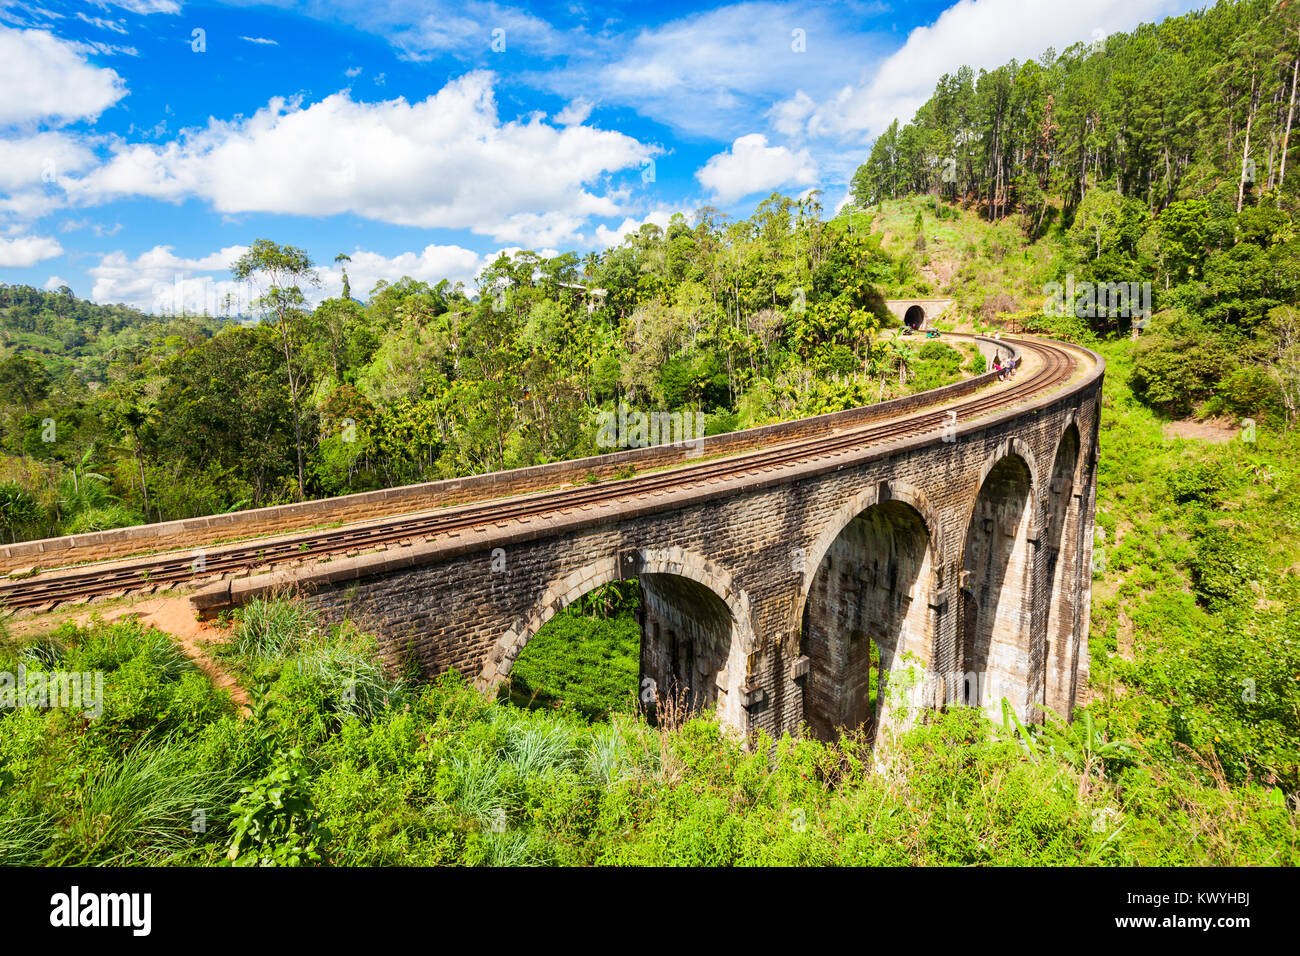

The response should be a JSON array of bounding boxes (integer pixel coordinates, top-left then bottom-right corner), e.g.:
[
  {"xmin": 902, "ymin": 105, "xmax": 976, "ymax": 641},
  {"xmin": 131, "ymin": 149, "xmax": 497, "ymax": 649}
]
[{"xmin": 0, "ymin": 0, "xmax": 1200, "ymax": 312}]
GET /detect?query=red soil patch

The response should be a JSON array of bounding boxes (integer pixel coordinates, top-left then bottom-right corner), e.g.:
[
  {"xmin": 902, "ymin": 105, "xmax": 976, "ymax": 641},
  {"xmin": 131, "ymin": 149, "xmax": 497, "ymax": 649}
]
[{"xmin": 1162, "ymin": 418, "xmax": 1243, "ymax": 444}]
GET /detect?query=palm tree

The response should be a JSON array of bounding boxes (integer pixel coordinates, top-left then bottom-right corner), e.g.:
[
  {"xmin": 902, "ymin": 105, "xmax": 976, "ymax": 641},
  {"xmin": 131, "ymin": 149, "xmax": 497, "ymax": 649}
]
[{"xmin": 886, "ymin": 341, "xmax": 914, "ymax": 388}]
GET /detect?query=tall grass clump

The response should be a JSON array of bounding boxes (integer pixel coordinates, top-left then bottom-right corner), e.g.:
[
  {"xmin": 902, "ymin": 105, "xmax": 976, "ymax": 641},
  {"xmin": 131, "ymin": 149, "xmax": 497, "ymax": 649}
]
[
  {"xmin": 232, "ymin": 595, "xmax": 318, "ymax": 660},
  {"xmin": 293, "ymin": 636, "xmax": 407, "ymax": 723},
  {"xmin": 500, "ymin": 722, "xmax": 573, "ymax": 777},
  {"xmin": 48, "ymin": 737, "xmax": 241, "ymax": 865},
  {"xmin": 0, "ymin": 809, "xmax": 59, "ymax": 866}
]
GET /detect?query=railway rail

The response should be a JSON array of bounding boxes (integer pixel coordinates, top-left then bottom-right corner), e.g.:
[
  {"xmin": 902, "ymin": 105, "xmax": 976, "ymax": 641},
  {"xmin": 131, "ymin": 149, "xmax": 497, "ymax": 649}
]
[{"xmin": 0, "ymin": 336, "xmax": 1083, "ymax": 612}]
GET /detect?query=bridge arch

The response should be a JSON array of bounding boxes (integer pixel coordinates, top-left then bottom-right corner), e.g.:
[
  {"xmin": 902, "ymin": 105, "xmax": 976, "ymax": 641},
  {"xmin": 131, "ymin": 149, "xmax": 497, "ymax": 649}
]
[
  {"xmin": 798, "ymin": 480, "xmax": 943, "ymax": 609},
  {"xmin": 1042, "ymin": 420, "xmax": 1084, "ymax": 718},
  {"xmin": 479, "ymin": 547, "xmax": 755, "ymax": 730},
  {"xmin": 958, "ymin": 448, "xmax": 1039, "ymax": 720},
  {"xmin": 974, "ymin": 437, "xmax": 1042, "ymax": 516},
  {"xmin": 796, "ymin": 480, "xmax": 939, "ymax": 741}
]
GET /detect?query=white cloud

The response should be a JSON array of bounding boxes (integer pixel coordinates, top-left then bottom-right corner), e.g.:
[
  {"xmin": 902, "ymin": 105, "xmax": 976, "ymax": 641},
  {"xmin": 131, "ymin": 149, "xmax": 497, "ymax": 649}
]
[
  {"xmin": 344, "ymin": 65, "xmax": 362, "ymax": 77},
  {"xmin": 0, "ymin": 234, "xmax": 63, "ymax": 267},
  {"xmin": 0, "ymin": 131, "xmax": 98, "ymax": 190},
  {"xmin": 77, "ymin": 13, "xmax": 128, "ymax": 34},
  {"xmin": 489, "ymin": 210, "xmax": 602, "ymax": 249},
  {"xmin": 282, "ymin": 1, "xmax": 884, "ymax": 139},
  {"xmin": 87, "ymin": 242, "xmax": 500, "ymax": 313},
  {"xmin": 240, "ymin": 36, "xmax": 278, "ymax": 46},
  {"xmin": 0, "ymin": 190, "xmax": 64, "ymax": 222},
  {"xmin": 543, "ymin": 2, "xmax": 887, "ymax": 139},
  {"xmin": 68, "ymin": 38, "xmax": 140, "ymax": 58},
  {"xmin": 212, "ymin": 0, "xmax": 561, "ymax": 61},
  {"xmin": 89, "ymin": 244, "xmax": 251, "ymax": 313},
  {"xmin": 592, "ymin": 210, "xmax": 677, "ymax": 248},
  {"xmin": 555, "ymin": 97, "xmax": 593, "ymax": 126},
  {"xmin": 353, "ymin": 0, "xmax": 563, "ymax": 61},
  {"xmin": 97, "ymin": 1, "xmax": 181, "ymax": 13},
  {"xmin": 0, "ymin": 27, "xmax": 127, "ymax": 125},
  {"xmin": 696, "ymin": 133, "xmax": 816, "ymax": 205},
  {"xmin": 321, "ymin": 244, "xmax": 485, "ymax": 300},
  {"xmin": 781, "ymin": 0, "xmax": 1199, "ymax": 140},
  {"xmin": 767, "ymin": 90, "xmax": 817, "ymax": 138},
  {"xmin": 43, "ymin": 274, "xmax": 70, "ymax": 291},
  {"xmin": 62, "ymin": 72, "xmax": 655, "ymax": 248}
]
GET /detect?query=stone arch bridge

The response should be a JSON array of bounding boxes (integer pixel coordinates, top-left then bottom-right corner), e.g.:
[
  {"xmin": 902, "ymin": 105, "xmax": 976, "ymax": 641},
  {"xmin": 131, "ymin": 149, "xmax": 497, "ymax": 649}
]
[{"xmin": 0, "ymin": 335, "xmax": 1101, "ymax": 741}]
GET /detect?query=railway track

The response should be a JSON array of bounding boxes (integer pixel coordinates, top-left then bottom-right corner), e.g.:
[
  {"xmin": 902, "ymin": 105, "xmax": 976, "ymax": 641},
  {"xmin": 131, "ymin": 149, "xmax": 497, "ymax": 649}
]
[{"xmin": 0, "ymin": 336, "xmax": 1081, "ymax": 612}]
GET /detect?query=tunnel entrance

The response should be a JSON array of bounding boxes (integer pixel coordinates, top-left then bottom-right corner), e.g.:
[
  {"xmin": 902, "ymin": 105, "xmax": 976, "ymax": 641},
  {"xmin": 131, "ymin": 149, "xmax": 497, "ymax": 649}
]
[
  {"xmin": 959, "ymin": 455, "xmax": 1033, "ymax": 719},
  {"xmin": 904, "ymin": 304, "xmax": 925, "ymax": 329},
  {"xmin": 801, "ymin": 500, "xmax": 933, "ymax": 742}
]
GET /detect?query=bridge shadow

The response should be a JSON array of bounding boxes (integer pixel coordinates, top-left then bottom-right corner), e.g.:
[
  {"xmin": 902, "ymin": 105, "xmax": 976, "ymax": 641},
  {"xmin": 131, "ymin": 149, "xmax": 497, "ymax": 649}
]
[
  {"xmin": 500, "ymin": 563, "xmax": 749, "ymax": 730},
  {"xmin": 638, "ymin": 572, "xmax": 737, "ymax": 724}
]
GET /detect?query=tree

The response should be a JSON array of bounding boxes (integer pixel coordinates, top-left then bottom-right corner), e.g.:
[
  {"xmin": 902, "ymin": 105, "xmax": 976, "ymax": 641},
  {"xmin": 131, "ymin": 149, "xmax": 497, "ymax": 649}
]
[
  {"xmin": 307, "ymin": 296, "xmax": 368, "ymax": 385},
  {"xmin": 1155, "ymin": 198, "xmax": 1212, "ymax": 287},
  {"xmin": 1264, "ymin": 305, "xmax": 1300, "ymax": 425},
  {"xmin": 0, "ymin": 354, "xmax": 51, "ymax": 414},
  {"xmin": 103, "ymin": 380, "xmax": 158, "ymax": 523},
  {"xmin": 335, "ymin": 253, "xmax": 352, "ymax": 301},
  {"xmin": 155, "ymin": 326, "xmax": 300, "ymax": 508},
  {"xmin": 232, "ymin": 240, "xmax": 320, "ymax": 501}
]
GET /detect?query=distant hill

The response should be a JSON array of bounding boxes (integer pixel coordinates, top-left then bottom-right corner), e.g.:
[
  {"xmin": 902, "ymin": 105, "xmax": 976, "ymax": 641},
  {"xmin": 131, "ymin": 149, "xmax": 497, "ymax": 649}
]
[{"xmin": 0, "ymin": 284, "xmax": 231, "ymax": 383}]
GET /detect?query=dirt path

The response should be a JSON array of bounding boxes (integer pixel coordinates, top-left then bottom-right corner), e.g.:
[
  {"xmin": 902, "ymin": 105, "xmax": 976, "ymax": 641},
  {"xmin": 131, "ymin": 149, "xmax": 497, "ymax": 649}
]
[
  {"xmin": 124, "ymin": 597, "xmax": 251, "ymax": 714},
  {"xmin": 10, "ymin": 594, "xmax": 251, "ymax": 715}
]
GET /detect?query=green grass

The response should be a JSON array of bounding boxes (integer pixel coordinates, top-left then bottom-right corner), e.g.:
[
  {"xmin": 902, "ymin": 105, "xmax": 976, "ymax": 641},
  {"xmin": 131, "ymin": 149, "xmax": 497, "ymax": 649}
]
[
  {"xmin": 861, "ymin": 196, "xmax": 1063, "ymax": 314},
  {"xmin": 1078, "ymin": 338, "xmax": 1300, "ymax": 798},
  {"xmin": 505, "ymin": 603, "xmax": 640, "ymax": 722},
  {"xmin": 2, "ymin": 567, "xmax": 1295, "ymax": 866}
]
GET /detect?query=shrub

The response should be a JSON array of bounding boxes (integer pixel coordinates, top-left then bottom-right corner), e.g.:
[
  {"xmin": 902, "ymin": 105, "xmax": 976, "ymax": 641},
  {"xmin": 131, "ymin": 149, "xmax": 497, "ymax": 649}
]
[
  {"xmin": 705, "ymin": 409, "xmax": 739, "ymax": 435},
  {"xmin": 227, "ymin": 748, "xmax": 331, "ymax": 866},
  {"xmin": 63, "ymin": 504, "xmax": 142, "ymax": 534},
  {"xmin": 1212, "ymin": 365, "xmax": 1282, "ymax": 421},
  {"xmin": 0, "ymin": 481, "xmax": 44, "ymax": 543},
  {"xmin": 1166, "ymin": 462, "xmax": 1226, "ymax": 505},
  {"xmin": 1189, "ymin": 526, "xmax": 1266, "ymax": 611}
]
